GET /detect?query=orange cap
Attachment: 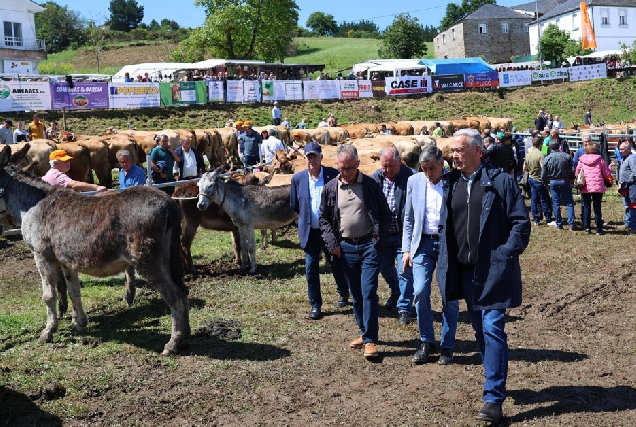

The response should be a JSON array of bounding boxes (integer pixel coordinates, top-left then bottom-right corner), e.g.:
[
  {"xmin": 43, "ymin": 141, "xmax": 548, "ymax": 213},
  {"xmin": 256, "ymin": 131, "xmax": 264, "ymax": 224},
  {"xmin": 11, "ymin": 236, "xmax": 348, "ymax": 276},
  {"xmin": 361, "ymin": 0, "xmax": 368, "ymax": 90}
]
[{"xmin": 49, "ymin": 149, "xmax": 73, "ymax": 161}]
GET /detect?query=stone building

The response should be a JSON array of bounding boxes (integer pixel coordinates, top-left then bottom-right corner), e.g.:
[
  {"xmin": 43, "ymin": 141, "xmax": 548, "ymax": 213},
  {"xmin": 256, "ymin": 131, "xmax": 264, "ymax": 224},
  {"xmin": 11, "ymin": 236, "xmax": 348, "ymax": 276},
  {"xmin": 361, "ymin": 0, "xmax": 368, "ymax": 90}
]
[{"xmin": 434, "ymin": 4, "xmax": 534, "ymax": 64}]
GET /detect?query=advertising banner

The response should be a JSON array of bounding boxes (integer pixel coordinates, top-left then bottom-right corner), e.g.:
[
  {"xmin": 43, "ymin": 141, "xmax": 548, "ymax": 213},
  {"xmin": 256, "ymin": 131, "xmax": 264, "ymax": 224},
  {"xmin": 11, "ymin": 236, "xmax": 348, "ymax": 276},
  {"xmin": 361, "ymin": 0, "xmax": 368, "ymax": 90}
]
[
  {"xmin": 243, "ymin": 80, "xmax": 260, "ymax": 102},
  {"xmin": 384, "ymin": 76, "xmax": 431, "ymax": 95},
  {"xmin": 159, "ymin": 81, "xmax": 207, "ymax": 105},
  {"xmin": 531, "ymin": 68, "xmax": 569, "ymax": 81},
  {"xmin": 569, "ymin": 63, "xmax": 607, "ymax": 82},
  {"xmin": 207, "ymin": 80, "xmax": 224, "ymax": 102},
  {"xmin": 303, "ymin": 81, "xmax": 339, "ymax": 100},
  {"xmin": 464, "ymin": 71, "xmax": 499, "ymax": 88},
  {"xmin": 339, "ymin": 80, "xmax": 359, "ymax": 99},
  {"xmin": 358, "ymin": 80, "xmax": 373, "ymax": 98},
  {"xmin": 226, "ymin": 80, "xmax": 243, "ymax": 103},
  {"xmin": 498, "ymin": 70, "xmax": 532, "ymax": 87},
  {"xmin": 0, "ymin": 80, "xmax": 51, "ymax": 112},
  {"xmin": 431, "ymin": 74, "xmax": 465, "ymax": 92},
  {"xmin": 261, "ymin": 80, "xmax": 303, "ymax": 101},
  {"xmin": 108, "ymin": 82, "xmax": 160, "ymax": 109},
  {"xmin": 51, "ymin": 82, "xmax": 109, "ymax": 110}
]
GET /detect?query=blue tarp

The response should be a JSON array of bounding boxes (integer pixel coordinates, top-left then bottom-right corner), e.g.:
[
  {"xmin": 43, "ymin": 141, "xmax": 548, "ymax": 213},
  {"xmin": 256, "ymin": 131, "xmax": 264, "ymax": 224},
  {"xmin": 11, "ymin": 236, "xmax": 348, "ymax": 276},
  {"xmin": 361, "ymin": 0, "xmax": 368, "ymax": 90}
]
[{"xmin": 418, "ymin": 58, "xmax": 495, "ymax": 75}]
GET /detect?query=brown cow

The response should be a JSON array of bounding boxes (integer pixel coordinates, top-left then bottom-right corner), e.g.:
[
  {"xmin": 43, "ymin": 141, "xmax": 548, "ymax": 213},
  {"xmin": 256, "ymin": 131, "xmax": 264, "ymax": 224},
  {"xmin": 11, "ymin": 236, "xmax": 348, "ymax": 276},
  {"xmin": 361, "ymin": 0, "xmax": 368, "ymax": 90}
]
[
  {"xmin": 307, "ymin": 127, "xmax": 350, "ymax": 145},
  {"xmin": 76, "ymin": 138, "xmax": 112, "ymax": 187}
]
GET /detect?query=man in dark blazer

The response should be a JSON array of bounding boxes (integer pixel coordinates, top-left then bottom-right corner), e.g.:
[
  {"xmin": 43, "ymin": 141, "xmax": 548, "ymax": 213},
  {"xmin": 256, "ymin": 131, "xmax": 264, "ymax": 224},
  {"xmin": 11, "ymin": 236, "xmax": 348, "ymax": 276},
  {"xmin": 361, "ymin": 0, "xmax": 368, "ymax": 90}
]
[{"xmin": 290, "ymin": 141, "xmax": 349, "ymax": 320}]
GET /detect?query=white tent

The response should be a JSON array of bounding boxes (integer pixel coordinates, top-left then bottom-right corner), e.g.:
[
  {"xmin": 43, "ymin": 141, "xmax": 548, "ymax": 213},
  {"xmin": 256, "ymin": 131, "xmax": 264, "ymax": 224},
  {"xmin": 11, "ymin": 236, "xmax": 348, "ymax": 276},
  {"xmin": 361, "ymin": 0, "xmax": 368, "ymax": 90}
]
[
  {"xmin": 352, "ymin": 59, "xmax": 429, "ymax": 79},
  {"xmin": 112, "ymin": 63, "xmax": 195, "ymax": 82}
]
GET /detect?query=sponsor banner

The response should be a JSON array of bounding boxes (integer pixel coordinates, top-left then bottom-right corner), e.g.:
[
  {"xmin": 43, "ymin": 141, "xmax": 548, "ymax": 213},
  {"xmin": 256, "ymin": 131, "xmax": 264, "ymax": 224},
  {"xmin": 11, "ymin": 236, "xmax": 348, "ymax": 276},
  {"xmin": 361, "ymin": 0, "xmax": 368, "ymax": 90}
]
[
  {"xmin": 159, "ymin": 81, "xmax": 207, "ymax": 105},
  {"xmin": 51, "ymin": 82, "xmax": 109, "ymax": 110},
  {"xmin": 569, "ymin": 63, "xmax": 607, "ymax": 82},
  {"xmin": 465, "ymin": 71, "xmax": 499, "ymax": 88},
  {"xmin": 339, "ymin": 80, "xmax": 359, "ymax": 99},
  {"xmin": 498, "ymin": 70, "xmax": 532, "ymax": 88},
  {"xmin": 531, "ymin": 68, "xmax": 569, "ymax": 81},
  {"xmin": 108, "ymin": 82, "xmax": 160, "ymax": 109},
  {"xmin": 243, "ymin": 80, "xmax": 260, "ymax": 102},
  {"xmin": 226, "ymin": 80, "xmax": 244, "ymax": 103},
  {"xmin": 3, "ymin": 60, "xmax": 34, "ymax": 74},
  {"xmin": 303, "ymin": 80, "xmax": 339, "ymax": 100},
  {"xmin": 372, "ymin": 80, "xmax": 387, "ymax": 97},
  {"xmin": 358, "ymin": 80, "xmax": 373, "ymax": 98},
  {"xmin": 207, "ymin": 80, "xmax": 224, "ymax": 102},
  {"xmin": 262, "ymin": 80, "xmax": 303, "ymax": 101},
  {"xmin": 385, "ymin": 76, "xmax": 431, "ymax": 95},
  {"xmin": 0, "ymin": 81, "xmax": 51, "ymax": 112},
  {"xmin": 431, "ymin": 74, "xmax": 465, "ymax": 92}
]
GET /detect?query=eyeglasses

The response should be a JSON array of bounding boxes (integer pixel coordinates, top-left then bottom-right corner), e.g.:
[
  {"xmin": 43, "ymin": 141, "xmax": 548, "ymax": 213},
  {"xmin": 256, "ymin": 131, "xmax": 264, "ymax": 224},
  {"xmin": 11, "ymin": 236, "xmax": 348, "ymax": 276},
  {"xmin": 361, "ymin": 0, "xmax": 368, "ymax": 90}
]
[{"xmin": 339, "ymin": 166, "xmax": 357, "ymax": 173}]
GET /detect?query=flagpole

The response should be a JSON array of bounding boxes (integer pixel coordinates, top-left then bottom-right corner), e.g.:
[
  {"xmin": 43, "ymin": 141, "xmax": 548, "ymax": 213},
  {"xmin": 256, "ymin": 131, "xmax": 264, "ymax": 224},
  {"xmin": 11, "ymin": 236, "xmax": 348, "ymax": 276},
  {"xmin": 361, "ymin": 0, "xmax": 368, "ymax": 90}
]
[{"xmin": 536, "ymin": 0, "xmax": 543, "ymax": 69}]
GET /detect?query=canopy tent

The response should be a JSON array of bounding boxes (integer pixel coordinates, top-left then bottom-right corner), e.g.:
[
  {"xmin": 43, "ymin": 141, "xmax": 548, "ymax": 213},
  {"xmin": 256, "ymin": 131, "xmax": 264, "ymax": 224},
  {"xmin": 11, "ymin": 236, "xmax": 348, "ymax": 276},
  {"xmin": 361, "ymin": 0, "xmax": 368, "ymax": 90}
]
[
  {"xmin": 112, "ymin": 63, "xmax": 195, "ymax": 81},
  {"xmin": 352, "ymin": 59, "xmax": 429, "ymax": 79},
  {"xmin": 418, "ymin": 58, "xmax": 495, "ymax": 75},
  {"xmin": 566, "ymin": 49, "xmax": 623, "ymax": 66}
]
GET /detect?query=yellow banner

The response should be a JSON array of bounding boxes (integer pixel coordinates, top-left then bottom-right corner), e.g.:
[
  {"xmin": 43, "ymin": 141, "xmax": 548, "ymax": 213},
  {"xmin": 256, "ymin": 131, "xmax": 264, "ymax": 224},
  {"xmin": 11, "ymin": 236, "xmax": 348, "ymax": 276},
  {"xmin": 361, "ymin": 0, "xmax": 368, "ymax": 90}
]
[{"xmin": 581, "ymin": 2, "xmax": 597, "ymax": 49}]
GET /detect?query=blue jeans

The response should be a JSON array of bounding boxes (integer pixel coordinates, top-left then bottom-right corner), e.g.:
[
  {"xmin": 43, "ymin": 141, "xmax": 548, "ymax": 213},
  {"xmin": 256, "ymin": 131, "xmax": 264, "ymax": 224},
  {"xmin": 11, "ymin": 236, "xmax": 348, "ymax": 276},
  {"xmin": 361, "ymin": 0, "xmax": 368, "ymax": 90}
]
[
  {"xmin": 581, "ymin": 193, "xmax": 603, "ymax": 232},
  {"xmin": 412, "ymin": 237, "xmax": 459, "ymax": 347},
  {"xmin": 549, "ymin": 180, "xmax": 575, "ymax": 227},
  {"xmin": 340, "ymin": 239, "xmax": 380, "ymax": 344},
  {"xmin": 460, "ymin": 265, "xmax": 508, "ymax": 405},
  {"xmin": 243, "ymin": 154, "xmax": 259, "ymax": 169},
  {"xmin": 305, "ymin": 228, "xmax": 349, "ymax": 309},
  {"xmin": 528, "ymin": 177, "xmax": 553, "ymax": 223},
  {"xmin": 623, "ymin": 196, "xmax": 631, "ymax": 226},
  {"xmin": 379, "ymin": 234, "xmax": 413, "ymax": 312},
  {"xmin": 629, "ymin": 207, "xmax": 636, "ymax": 230}
]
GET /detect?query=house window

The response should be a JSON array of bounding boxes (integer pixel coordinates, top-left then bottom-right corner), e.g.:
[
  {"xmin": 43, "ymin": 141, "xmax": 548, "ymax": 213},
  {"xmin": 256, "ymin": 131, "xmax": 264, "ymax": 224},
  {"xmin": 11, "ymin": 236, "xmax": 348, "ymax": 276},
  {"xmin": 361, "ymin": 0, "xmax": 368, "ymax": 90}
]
[
  {"xmin": 436, "ymin": 37, "xmax": 440, "ymax": 47},
  {"xmin": 601, "ymin": 9, "xmax": 609, "ymax": 25},
  {"xmin": 501, "ymin": 22, "xmax": 509, "ymax": 33},
  {"xmin": 524, "ymin": 23, "xmax": 529, "ymax": 32},
  {"xmin": 443, "ymin": 34, "xmax": 446, "ymax": 44},
  {"xmin": 572, "ymin": 13, "xmax": 579, "ymax": 31},
  {"xmin": 619, "ymin": 10, "xmax": 627, "ymax": 26},
  {"xmin": 452, "ymin": 29, "xmax": 456, "ymax": 40},
  {"xmin": 478, "ymin": 23, "xmax": 487, "ymax": 34},
  {"xmin": 3, "ymin": 21, "xmax": 23, "ymax": 47}
]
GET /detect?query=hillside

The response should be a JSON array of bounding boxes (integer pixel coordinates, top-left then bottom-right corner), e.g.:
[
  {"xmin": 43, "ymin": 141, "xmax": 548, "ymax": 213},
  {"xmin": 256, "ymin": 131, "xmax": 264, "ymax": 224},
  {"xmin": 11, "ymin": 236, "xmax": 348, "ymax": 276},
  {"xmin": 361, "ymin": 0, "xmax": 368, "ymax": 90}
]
[{"xmin": 8, "ymin": 77, "xmax": 636, "ymax": 136}]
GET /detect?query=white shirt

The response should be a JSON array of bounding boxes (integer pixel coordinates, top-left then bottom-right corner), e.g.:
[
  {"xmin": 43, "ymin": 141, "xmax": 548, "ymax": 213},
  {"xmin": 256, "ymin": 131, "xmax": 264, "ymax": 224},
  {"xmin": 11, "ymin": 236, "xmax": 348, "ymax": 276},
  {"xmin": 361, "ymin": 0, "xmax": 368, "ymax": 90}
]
[
  {"xmin": 423, "ymin": 179, "xmax": 444, "ymax": 235},
  {"xmin": 308, "ymin": 167, "xmax": 325, "ymax": 229},
  {"xmin": 272, "ymin": 106, "xmax": 281, "ymax": 119},
  {"xmin": 181, "ymin": 149, "xmax": 198, "ymax": 177},
  {"xmin": 261, "ymin": 136, "xmax": 284, "ymax": 164},
  {"xmin": 317, "ymin": 121, "xmax": 329, "ymax": 127}
]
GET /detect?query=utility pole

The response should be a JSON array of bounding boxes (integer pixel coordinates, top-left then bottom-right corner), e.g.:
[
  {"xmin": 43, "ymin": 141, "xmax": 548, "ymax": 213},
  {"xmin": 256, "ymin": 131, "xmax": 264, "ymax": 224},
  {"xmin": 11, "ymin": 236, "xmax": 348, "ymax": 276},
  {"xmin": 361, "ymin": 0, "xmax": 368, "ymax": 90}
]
[{"xmin": 536, "ymin": 0, "xmax": 543, "ymax": 69}]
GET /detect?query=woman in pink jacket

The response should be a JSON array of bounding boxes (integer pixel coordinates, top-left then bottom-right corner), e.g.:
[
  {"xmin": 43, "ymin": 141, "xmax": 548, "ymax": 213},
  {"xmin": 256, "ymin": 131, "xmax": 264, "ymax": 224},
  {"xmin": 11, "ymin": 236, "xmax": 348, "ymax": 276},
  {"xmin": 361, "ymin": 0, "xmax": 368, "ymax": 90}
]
[{"xmin": 574, "ymin": 140, "xmax": 612, "ymax": 235}]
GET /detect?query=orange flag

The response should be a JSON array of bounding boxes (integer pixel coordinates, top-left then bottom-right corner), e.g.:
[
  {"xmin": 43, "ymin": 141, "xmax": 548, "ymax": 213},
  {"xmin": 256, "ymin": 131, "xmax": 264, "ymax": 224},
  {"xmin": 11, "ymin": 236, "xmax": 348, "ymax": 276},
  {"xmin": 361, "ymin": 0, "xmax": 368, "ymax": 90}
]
[{"xmin": 581, "ymin": 2, "xmax": 597, "ymax": 49}]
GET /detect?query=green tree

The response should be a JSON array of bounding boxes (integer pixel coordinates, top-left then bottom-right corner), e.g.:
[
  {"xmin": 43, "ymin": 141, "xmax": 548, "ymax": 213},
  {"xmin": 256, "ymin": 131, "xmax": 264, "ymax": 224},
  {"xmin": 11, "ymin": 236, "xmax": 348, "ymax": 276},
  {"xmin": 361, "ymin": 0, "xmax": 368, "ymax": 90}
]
[
  {"xmin": 336, "ymin": 20, "xmax": 380, "ymax": 38},
  {"xmin": 620, "ymin": 40, "xmax": 636, "ymax": 65},
  {"xmin": 160, "ymin": 19, "xmax": 180, "ymax": 31},
  {"xmin": 35, "ymin": 2, "xmax": 85, "ymax": 53},
  {"xmin": 378, "ymin": 13, "xmax": 428, "ymax": 59},
  {"xmin": 172, "ymin": 0, "xmax": 299, "ymax": 62},
  {"xmin": 108, "ymin": 0, "xmax": 144, "ymax": 32},
  {"xmin": 149, "ymin": 19, "xmax": 160, "ymax": 31},
  {"xmin": 439, "ymin": 0, "xmax": 496, "ymax": 31},
  {"xmin": 305, "ymin": 12, "xmax": 337, "ymax": 36},
  {"xmin": 539, "ymin": 23, "xmax": 593, "ymax": 65}
]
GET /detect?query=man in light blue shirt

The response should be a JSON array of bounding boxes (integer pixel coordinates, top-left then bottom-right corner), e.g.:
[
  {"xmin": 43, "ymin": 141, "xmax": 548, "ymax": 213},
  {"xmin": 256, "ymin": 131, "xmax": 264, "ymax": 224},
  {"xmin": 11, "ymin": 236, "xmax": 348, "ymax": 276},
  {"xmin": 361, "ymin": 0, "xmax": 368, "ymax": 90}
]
[{"xmin": 118, "ymin": 150, "xmax": 146, "ymax": 189}]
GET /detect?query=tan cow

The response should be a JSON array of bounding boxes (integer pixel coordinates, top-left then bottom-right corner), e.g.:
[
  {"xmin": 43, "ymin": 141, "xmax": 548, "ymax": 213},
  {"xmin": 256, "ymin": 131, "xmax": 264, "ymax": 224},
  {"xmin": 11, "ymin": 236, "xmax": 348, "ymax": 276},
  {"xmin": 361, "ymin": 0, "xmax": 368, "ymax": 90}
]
[
  {"xmin": 76, "ymin": 138, "xmax": 112, "ymax": 187},
  {"xmin": 485, "ymin": 117, "xmax": 513, "ymax": 132},
  {"xmin": 463, "ymin": 116, "xmax": 492, "ymax": 132},
  {"xmin": 205, "ymin": 128, "xmax": 239, "ymax": 168},
  {"xmin": 8, "ymin": 141, "xmax": 54, "ymax": 177},
  {"xmin": 386, "ymin": 122, "xmax": 414, "ymax": 136},
  {"xmin": 341, "ymin": 123, "xmax": 380, "ymax": 139},
  {"xmin": 307, "ymin": 127, "xmax": 350, "ymax": 145},
  {"xmin": 30, "ymin": 139, "xmax": 92, "ymax": 183},
  {"xmin": 397, "ymin": 121, "xmax": 455, "ymax": 137}
]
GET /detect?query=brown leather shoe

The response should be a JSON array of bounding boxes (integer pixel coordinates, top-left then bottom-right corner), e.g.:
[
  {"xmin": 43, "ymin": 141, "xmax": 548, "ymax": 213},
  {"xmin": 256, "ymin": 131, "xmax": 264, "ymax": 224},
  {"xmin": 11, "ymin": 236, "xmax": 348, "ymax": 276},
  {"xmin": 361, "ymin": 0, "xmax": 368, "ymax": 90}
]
[
  {"xmin": 349, "ymin": 336, "xmax": 363, "ymax": 348},
  {"xmin": 364, "ymin": 342, "xmax": 378, "ymax": 358}
]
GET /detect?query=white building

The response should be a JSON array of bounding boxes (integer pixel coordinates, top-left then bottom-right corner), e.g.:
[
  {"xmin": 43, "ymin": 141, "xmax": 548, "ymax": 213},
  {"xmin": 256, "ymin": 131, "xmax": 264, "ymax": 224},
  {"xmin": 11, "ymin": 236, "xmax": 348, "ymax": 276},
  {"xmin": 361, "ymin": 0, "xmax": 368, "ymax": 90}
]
[
  {"xmin": 528, "ymin": 0, "xmax": 636, "ymax": 55},
  {"xmin": 0, "ymin": 0, "xmax": 47, "ymax": 74}
]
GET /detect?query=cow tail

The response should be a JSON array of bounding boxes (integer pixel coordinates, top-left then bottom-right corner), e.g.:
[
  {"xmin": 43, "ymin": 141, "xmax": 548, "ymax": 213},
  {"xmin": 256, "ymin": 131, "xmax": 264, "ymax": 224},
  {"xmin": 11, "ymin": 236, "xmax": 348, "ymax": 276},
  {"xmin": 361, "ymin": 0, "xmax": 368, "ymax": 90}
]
[{"xmin": 168, "ymin": 201, "xmax": 187, "ymax": 294}]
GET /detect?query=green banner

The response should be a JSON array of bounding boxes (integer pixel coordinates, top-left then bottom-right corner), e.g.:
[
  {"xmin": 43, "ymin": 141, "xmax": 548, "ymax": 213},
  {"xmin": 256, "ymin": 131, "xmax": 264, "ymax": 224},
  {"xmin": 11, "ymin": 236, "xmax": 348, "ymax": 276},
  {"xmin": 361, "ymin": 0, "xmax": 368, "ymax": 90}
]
[{"xmin": 159, "ymin": 81, "xmax": 207, "ymax": 105}]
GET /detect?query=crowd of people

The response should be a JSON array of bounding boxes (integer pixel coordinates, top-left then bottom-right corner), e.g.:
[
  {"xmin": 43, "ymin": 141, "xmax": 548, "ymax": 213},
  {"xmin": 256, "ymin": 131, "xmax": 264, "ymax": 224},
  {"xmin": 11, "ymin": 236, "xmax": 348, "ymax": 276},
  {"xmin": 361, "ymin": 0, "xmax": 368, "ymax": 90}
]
[{"xmin": 0, "ymin": 115, "xmax": 63, "ymax": 144}]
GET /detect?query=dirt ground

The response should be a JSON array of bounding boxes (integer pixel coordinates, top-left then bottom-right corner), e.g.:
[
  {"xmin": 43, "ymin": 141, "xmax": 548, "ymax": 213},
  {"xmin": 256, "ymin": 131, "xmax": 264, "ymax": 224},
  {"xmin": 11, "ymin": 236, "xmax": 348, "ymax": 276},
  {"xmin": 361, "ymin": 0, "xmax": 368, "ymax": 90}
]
[{"xmin": 1, "ymin": 195, "xmax": 636, "ymax": 426}]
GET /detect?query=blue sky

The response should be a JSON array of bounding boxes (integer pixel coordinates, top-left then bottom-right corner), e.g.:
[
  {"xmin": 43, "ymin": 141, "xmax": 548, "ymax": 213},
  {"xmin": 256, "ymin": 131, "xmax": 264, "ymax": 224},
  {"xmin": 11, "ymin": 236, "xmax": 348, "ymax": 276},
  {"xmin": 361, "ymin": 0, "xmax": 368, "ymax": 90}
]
[{"xmin": 58, "ymin": 0, "xmax": 525, "ymax": 31}]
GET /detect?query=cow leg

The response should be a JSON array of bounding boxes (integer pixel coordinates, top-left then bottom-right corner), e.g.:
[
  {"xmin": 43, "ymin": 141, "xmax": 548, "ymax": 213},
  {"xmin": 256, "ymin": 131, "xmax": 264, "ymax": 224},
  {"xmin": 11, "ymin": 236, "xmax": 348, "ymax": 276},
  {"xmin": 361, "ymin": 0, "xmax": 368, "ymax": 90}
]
[
  {"xmin": 260, "ymin": 229, "xmax": 268, "ymax": 249},
  {"xmin": 231, "ymin": 230, "xmax": 241, "ymax": 265},
  {"xmin": 124, "ymin": 264, "xmax": 136, "ymax": 306},
  {"xmin": 60, "ymin": 266, "xmax": 88, "ymax": 334},
  {"xmin": 33, "ymin": 254, "xmax": 60, "ymax": 343}
]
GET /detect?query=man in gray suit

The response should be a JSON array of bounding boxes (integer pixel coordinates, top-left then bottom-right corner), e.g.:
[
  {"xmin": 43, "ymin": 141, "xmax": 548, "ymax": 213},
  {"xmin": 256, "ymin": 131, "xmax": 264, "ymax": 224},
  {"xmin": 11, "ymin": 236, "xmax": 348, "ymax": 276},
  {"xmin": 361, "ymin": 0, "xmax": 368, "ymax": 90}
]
[{"xmin": 402, "ymin": 145, "xmax": 459, "ymax": 365}]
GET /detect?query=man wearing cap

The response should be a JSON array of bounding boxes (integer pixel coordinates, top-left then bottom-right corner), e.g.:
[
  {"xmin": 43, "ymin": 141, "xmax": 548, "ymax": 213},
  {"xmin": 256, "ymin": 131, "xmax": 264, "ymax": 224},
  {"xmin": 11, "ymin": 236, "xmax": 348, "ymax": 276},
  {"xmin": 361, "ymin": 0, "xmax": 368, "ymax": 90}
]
[
  {"xmin": 43, "ymin": 150, "xmax": 107, "ymax": 192},
  {"xmin": 28, "ymin": 114, "xmax": 46, "ymax": 140},
  {"xmin": 290, "ymin": 141, "xmax": 350, "ymax": 320},
  {"xmin": 240, "ymin": 121, "xmax": 263, "ymax": 168},
  {"xmin": 0, "ymin": 119, "xmax": 13, "ymax": 144},
  {"xmin": 150, "ymin": 134, "xmax": 180, "ymax": 196},
  {"xmin": 272, "ymin": 101, "xmax": 281, "ymax": 126},
  {"xmin": 117, "ymin": 150, "xmax": 146, "ymax": 189}
]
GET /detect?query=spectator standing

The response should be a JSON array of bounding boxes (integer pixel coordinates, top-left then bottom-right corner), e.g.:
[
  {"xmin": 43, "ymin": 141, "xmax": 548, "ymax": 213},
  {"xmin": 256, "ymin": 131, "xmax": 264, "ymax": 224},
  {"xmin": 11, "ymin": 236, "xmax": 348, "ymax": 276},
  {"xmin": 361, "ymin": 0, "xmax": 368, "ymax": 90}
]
[
  {"xmin": 28, "ymin": 114, "xmax": 46, "ymax": 140},
  {"xmin": 319, "ymin": 144, "xmax": 391, "ymax": 359},
  {"xmin": 149, "ymin": 134, "xmax": 180, "ymax": 196},
  {"xmin": 295, "ymin": 118, "xmax": 308, "ymax": 129},
  {"xmin": 619, "ymin": 142, "xmax": 636, "ymax": 234},
  {"xmin": 47, "ymin": 121, "xmax": 60, "ymax": 141},
  {"xmin": 272, "ymin": 101, "xmax": 281, "ymax": 126},
  {"xmin": 327, "ymin": 113, "xmax": 337, "ymax": 127},
  {"xmin": 12, "ymin": 121, "xmax": 29, "ymax": 143},
  {"xmin": 524, "ymin": 137, "xmax": 554, "ymax": 225},
  {"xmin": 419, "ymin": 126, "xmax": 429, "ymax": 135},
  {"xmin": 117, "ymin": 150, "xmax": 146, "ymax": 189},
  {"xmin": 290, "ymin": 141, "xmax": 350, "ymax": 320},
  {"xmin": 0, "ymin": 119, "xmax": 13, "ymax": 144},
  {"xmin": 402, "ymin": 145, "xmax": 459, "ymax": 365},
  {"xmin": 432, "ymin": 122, "xmax": 443, "ymax": 137},
  {"xmin": 372, "ymin": 146, "xmax": 414, "ymax": 319},
  {"xmin": 124, "ymin": 72, "xmax": 133, "ymax": 82},
  {"xmin": 575, "ymin": 140, "xmax": 612, "ymax": 235},
  {"xmin": 317, "ymin": 118, "xmax": 329, "ymax": 128},
  {"xmin": 584, "ymin": 109, "xmax": 592, "ymax": 126},
  {"xmin": 552, "ymin": 115, "xmax": 564, "ymax": 130},
  {"xmin": 438, "ymin": 129, "xmax": 530, "ymax": 423},
  {"xmin": 379, "ymin": 124, "xmax": 392, "ymax": 135},
  {"xmin": 281, "ymin": 117, "xmax": 291, "ymax": 130},
  {"xmin": 240, "ymin": 121, "xmax": 263, "ymax": 168},
  {"xmin": 261, "ymin": 128, "xmax": 285, "ymax": 164},
  {"xmin": 541, "ymin": 140, "xmax": 576, "ymax": 230},
  {"xmin": 534, "ymin": 113, "xmax": 546, "ymax": 134},
  {"xmin": 616, "ymin": 140, "xmax": 635, "ymax": 227},
  {"xmin": 43, "ymin": 149, "xmax": 107, "ymax": 192},
  {"xmin": 174, "ymin": 135, "xmax": 205, "ymax": 180}
]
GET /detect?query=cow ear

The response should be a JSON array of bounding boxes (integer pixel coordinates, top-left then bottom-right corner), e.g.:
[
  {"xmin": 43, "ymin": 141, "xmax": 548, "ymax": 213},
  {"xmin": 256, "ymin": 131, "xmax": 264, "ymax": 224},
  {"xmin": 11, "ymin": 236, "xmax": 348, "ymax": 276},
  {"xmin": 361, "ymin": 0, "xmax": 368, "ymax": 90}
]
[{"xmin": 9, "ymin": 143, "xmax": 30, "ymax": 165}]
